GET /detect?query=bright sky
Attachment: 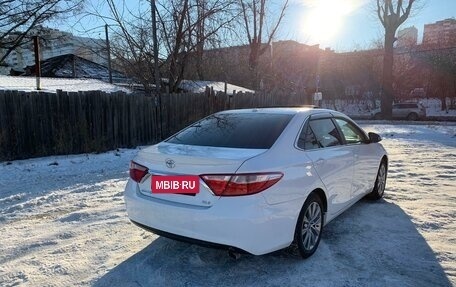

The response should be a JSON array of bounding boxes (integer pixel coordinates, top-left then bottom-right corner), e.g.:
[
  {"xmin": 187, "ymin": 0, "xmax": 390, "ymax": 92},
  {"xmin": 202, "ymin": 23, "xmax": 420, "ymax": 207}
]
[
  {"xmin": 58, "ymin": 0, "xmax": 456, "ymax": 52},
  {"xmin": 282, "ymin": 0, "xmax": 456, "ymax": 51}
]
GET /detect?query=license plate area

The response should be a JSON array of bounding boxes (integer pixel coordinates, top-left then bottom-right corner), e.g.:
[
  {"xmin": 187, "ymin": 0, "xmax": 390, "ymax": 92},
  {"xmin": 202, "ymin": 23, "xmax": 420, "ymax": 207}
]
[{"xmin": 151, "ymin": 175, "xmax": 200, "ymax": 194}]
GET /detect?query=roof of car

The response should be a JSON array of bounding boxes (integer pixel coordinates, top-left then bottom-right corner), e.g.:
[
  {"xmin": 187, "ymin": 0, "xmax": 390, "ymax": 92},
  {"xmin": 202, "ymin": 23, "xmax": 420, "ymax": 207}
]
[{"xmin": 218, "ymin": 107, "xmax": 337, "ymax": 115}]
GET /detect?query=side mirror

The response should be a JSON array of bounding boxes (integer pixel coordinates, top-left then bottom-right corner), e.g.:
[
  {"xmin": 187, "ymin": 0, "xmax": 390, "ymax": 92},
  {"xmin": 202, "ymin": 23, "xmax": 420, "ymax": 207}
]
[{"xmin": 368, "ymin": 132, "xmax": 382, "ymax": 143}]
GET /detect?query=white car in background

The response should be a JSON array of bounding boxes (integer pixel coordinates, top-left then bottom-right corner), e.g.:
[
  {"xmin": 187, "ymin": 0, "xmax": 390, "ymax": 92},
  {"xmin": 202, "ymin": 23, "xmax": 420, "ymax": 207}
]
[
  {"xmin": 124, "ymin": 107, "xmax": 388, "ymax": 258},
  {"xmin": 373, "ymin": 102, "xmax": 427, "ymax": 120}
]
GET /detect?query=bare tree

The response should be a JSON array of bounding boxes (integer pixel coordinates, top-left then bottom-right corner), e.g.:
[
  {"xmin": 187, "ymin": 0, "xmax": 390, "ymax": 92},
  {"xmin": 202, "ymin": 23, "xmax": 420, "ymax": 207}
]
[
  {"xmin": 376, "ymin": 0, "xmax": 417, "ymax": 118},
  {"xmin": 238, "ymin": 0, "xmax": 288, "ymax": 89},
  {"xmin": 159, "ymin": 0, "xmax": 237, "ymax": 91},
  {"xmin": 420, "ymin": 46, "xmax": 456, "ymax": 111},
  {"xmin": 393, "ymin": 47, "xmax": 419, "ymax": 99},
  {"xmin": 97, "ymin": 0, "xmax": 157, "ymax": 92},
  {"xmin": 195, "ymin": 0, "xmax": 207, "ymax": 79},
  {"xmin": 85, "ymin": 0, "xmax": 237, "ymax": 92},
  {"xmin": 0, "ymin": 0, "xmax": 84, "ymax": 64}
]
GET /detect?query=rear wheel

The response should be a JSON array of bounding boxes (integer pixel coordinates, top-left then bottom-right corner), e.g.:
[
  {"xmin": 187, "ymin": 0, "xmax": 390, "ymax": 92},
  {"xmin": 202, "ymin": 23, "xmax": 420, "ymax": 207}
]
[
  {"xmin": 407, "ymin": 112, "xmax": 418, "ymax": 121},
  {"xmin": 368, "ymin": 161, "xmax": 387, "ymax": 200},
  {"xmin": 294, "ymin": 193, "xmax": 324, "ymax": 259}
]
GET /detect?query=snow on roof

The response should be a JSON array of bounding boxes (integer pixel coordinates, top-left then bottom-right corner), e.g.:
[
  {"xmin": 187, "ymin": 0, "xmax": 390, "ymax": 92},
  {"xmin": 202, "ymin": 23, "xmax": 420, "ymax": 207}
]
[
  {"xmin": 25, "ymin": 54, "xmax": 128, "ymax": 82},
  {"xmin": 178, "ymin": 80, "xmax": 254, "ymax": 95},
  {"xmin": 0, "ymin": 75, "xmax": 130, "ymax": 93}
]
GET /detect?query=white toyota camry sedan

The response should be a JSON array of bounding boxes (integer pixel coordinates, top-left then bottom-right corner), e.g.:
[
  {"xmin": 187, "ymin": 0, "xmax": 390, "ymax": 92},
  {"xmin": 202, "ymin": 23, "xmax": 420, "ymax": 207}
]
[{"xmin": 124, "ymin": 107, "xmax": 388, "ymax": 258}]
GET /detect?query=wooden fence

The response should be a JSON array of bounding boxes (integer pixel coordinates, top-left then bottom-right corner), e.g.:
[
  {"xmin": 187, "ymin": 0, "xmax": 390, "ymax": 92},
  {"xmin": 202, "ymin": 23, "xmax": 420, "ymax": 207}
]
[{"xmin": 0, "ymin": 89, "xmax": 309, "ymax": 161}]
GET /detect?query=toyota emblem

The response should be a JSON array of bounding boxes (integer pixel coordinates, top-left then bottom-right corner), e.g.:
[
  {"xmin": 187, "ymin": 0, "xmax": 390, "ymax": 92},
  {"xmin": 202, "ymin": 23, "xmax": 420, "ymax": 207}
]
[{"xmin": 165, "ymin": 159, "xmax": 175, "ymax": 168}]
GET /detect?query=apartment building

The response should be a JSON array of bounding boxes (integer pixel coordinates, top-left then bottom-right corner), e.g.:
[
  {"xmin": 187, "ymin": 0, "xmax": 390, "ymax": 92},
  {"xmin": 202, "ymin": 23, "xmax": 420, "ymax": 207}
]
[
  {"xmin": 423, "ymin": 18, "xmax": 456, "ymax": 47},
  {"xmin": 396, "ymin": 26, "xmax": 418, "ymax": 47}
]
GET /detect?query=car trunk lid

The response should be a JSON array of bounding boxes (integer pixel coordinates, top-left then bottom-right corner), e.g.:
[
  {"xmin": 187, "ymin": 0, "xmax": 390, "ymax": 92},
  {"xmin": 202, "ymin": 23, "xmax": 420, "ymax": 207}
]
[{"xmin": 134, "ymin": 143, "xmax": 266, "ymax": 207}]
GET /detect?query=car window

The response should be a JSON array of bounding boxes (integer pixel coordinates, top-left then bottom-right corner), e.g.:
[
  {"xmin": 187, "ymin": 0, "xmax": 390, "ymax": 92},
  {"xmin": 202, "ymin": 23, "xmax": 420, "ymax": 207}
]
[
  {"xmin": 297, "ymin": 124, "xmax": 320, "ymax": 149},
  {"xmin": 166, "ymin": 113, "xmax": 293, "ymax": 149},
  {"xmin": 395, "ymin": 103, "xmax": 418, "ymax": 109},
  {"xmin": 334, "ymin": 118, "xmax": 367, "ymax": 144},
  {"xmin": 299, "ymin": 118, "xmax": 342, "ymax": 149}
]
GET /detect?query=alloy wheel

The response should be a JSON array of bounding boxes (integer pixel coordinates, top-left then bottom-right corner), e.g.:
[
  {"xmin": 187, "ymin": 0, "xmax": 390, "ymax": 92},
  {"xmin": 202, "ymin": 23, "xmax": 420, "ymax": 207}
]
[
  {"xmin": 377, "ymin": 164, "xmax": 386, "ymax": 197},
  {"xmin": 301, "ymin": 202, "xmax": 322, "ymax": 251}
]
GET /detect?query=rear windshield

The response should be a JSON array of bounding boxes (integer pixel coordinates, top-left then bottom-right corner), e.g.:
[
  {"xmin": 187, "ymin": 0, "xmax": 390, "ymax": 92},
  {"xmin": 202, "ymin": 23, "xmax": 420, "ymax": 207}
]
[{"xmin": 166, "ymin": 113, "xmax": 294, "ymax": 149}]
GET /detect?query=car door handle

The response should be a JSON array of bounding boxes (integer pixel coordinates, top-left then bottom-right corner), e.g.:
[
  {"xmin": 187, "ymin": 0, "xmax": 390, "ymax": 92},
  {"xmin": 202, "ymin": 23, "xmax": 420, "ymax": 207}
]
[{"xmin": 315, "ymin": 159, "xmax": 325, "ymax": 166}]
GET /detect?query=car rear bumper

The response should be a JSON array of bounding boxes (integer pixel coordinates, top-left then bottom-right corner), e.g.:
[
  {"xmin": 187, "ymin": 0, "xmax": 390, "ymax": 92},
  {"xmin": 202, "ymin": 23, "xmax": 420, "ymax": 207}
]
[
  {"xmin": 124, "ymin": 179, "xmax": 299, "ymax": 255},
  {"xmin": 130, "ymin": 220, "xmax": 247, "ymax": 253}
]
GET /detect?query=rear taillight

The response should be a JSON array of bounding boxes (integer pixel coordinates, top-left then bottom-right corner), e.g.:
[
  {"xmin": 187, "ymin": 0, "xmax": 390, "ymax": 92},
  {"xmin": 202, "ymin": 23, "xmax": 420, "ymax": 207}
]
[
  {"xmin": 130, "ymin": 161, "xmax": 148, "ymax": 183},
  {"xmin": 200, "ymin": 173, "xmax": 283, "ymax": 196}
]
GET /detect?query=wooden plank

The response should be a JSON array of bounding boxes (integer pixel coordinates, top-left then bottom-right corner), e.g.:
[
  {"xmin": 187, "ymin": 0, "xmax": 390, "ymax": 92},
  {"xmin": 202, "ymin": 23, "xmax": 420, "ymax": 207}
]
[
  {"xmin": 0, "ymin": 91, "xmax": 9, "ymax": 160},
  {"xmin": 62, "ymin": 91, "xmax": 72, "ymax": 154},
  {"xmin": 131, "ymin": 94, "xmax": 138, "ymax": 146},
  {"xmin": 0, "ymin": 91, "xmax": 13, "ymax": 160},
  {"xmin": 122, "ymin": 92, "xmax": 129, "ymax": 146},
  {"xmin": 112, "ymin": 92, "xmax": 120, "ymax": 147},
  {"xmin": 41, "ymin": 92, "xmax": 53, "ymax": 156},
  {"xmin": 11, "ymin": 90, "xmax": 23, "ymax": 159},
  {"xmin": 80, "ymin": 91, "xmax": 90, "ymax": 153},
  {"xmin": 105, "ymin": 93, "xmax": 114, "ymax": 150},
  {"xmin": 32, "ymin": 91, "xmax": 43, "ymax": 157}
]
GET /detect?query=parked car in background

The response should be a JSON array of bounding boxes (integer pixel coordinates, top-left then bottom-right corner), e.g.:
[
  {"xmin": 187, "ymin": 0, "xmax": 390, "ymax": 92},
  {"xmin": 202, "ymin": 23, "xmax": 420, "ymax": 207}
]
[
  {"xmin": 373, "ymin": 102, "xmax": 426, "ymax": 120},
  {"xmin": 124, "ymin": 108, "xmax": 388, "ymax": 259}
]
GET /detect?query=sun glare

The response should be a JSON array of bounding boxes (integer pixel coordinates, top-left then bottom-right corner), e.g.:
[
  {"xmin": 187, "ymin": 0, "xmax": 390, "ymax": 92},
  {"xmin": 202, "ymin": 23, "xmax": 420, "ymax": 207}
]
[{"xmin": 301, "ymin": 0, "xmax": 362, "ymax": 47}]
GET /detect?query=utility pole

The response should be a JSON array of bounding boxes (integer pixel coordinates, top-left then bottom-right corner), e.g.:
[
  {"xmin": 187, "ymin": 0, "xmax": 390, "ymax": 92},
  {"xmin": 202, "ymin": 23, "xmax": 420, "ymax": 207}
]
[
  {"xmin": 105, "ymin": 24, "xmax": 113, "ymax": 84},
  {"xmin": 151, "ymin": 0, "xmax": 163, "ymax": 139},
  {"xmin": 33, "ymin": 36, "xmax": 41, "ymax": 90}
]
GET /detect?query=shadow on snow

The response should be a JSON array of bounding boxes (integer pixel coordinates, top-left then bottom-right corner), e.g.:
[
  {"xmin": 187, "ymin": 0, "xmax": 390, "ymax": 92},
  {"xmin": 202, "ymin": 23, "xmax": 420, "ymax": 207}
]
[{"xmin": 93, "ymin": 199, "xmax": 452, "ymax": 287}]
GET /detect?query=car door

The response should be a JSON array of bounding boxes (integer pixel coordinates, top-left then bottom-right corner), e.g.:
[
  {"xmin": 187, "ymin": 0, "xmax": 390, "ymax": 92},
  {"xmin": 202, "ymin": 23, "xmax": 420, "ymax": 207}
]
[
  {"xmin": 333, "ymin": 117, "xmax": 380, "ymax": 198},
  {"xmin": 393, "ymin": 104, "xmax": 406, "ymax": 119},
  {"xmin": 297, "ymin": 115, "xmax": 354, "ymax": 216}
]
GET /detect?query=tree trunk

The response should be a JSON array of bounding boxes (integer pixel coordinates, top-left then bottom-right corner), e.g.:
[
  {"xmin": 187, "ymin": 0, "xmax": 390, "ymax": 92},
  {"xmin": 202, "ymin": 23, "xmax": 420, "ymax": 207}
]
[
  {"xmin": 441, "ymin": 96, "xmax": 447, "ymax": 111},
  {"xmin": 169, "ymin": 53, "xmax": 181, "ymax": 92},
  {"xmin": 196, "ymin": 45, "xmax": 204, "ymax": 80},
  {"xmin": 381, "ymin": 30, "xmax": 395, "ymax": 119},
  {"xmin": 441, "ymin": 76, "xmax": 447, "ymax": 111},
  {"xmin": 195, "ymin": 0, "xmax": 205, "ymax": 80},
  {"xmin": 168, "ymin": 0, "xmax": 188, "ymax": 92},
  {"xmin": 453, "ymin": 77, "xmax": 456, "ymax": 109},
  {"xmin": 249, "ymin": 41, "xmax": 260, "ymax": 89}
]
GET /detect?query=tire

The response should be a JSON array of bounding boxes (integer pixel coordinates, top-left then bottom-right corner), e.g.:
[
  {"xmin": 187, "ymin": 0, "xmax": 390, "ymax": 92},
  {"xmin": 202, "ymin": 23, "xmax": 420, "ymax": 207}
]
[
  {"xmin": 407, "ymin": 112, "xmax": 418, "ymax": 121},
  {"xmin": 294, "ymin": 193, "xmax": 324, "ymax": 259},
  {"xmin": 368, "ymin": 161, "xmax": 387, "ymax": 200}
]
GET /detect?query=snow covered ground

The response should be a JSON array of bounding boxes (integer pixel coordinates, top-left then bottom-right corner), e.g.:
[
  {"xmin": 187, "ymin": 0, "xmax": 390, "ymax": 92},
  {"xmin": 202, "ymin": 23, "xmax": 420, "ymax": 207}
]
[
  {"xmin": 0, "ymin": 75, "xmax": 130, "ymax": 93},
  {"xmin": 0, "ymin": 123, "xmax": 455, "ymax": 287}
]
